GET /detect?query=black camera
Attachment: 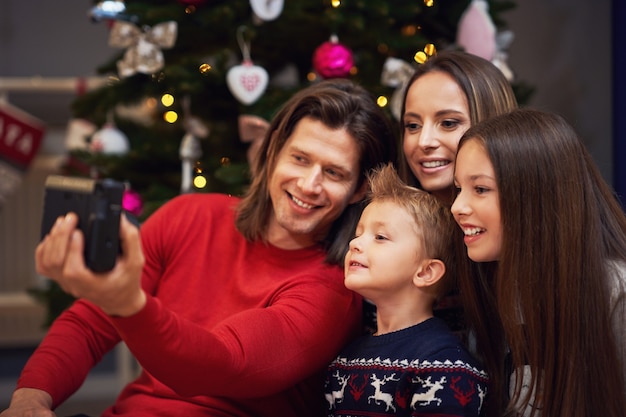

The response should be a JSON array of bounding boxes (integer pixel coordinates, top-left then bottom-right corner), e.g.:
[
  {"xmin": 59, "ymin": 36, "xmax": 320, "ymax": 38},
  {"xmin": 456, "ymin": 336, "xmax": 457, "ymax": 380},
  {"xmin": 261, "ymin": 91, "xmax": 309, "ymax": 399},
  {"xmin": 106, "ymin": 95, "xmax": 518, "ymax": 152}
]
[{"xmin": 40, "ymin": 175, "xmax": 125, "ymax": 272}]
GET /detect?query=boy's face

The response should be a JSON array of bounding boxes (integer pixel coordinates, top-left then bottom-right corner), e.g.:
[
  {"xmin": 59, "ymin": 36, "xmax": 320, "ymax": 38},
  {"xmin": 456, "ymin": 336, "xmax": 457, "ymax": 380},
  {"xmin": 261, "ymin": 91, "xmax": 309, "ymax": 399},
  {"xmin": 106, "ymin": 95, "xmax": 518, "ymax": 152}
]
[
  {"xmin": 344, "ymin": 200, "xmax": 425, "ymax": 303},
  {"xmin": 266, "ymin": 116, "xmax": 365, "ymax": 249}
]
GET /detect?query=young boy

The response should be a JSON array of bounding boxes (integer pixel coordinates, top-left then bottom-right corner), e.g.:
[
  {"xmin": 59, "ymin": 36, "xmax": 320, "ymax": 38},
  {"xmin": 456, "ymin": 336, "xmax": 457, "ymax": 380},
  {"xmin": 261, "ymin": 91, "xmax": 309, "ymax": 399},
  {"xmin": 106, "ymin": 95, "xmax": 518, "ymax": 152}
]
[{"xmin": 324, "ymin": 164, "xmax": 487, "ymax": 417}]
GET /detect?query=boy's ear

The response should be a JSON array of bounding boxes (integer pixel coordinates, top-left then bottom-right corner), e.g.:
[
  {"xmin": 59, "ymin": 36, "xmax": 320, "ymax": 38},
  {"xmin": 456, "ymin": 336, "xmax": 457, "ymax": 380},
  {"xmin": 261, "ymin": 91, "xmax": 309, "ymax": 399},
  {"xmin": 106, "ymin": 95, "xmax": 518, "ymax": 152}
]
[
  {"xmin": 348, "ymin": 180, "xmax": 368, "ymax": 205},
  {"xmin": 413, "ymin": 258, "xmax": 446, "ymax": 288}
]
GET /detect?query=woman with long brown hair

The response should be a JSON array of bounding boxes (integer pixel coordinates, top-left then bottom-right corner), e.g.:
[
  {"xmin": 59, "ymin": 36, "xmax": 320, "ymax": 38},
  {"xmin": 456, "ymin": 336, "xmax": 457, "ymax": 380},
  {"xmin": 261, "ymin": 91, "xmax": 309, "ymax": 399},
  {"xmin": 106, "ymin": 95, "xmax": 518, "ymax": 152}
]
[{"xmin": 452, "ymin": 108, "xmax": 626, "ymax": 416}]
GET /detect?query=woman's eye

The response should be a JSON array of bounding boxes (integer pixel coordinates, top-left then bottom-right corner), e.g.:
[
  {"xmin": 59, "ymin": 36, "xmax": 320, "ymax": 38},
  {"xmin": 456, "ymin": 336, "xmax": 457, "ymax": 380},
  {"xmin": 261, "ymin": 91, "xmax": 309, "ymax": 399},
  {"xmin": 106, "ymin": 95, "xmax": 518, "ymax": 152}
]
[
  {"xmin": 404, "ymin": 122, "xmax": 421, "ymax": 132},
  {"xmin": 441, "ymin": 119, "xmax": 460, "ymax": 129},
  {"xmin": 475, "ymin": 186, "xmax": 489, "ymax": 194}
]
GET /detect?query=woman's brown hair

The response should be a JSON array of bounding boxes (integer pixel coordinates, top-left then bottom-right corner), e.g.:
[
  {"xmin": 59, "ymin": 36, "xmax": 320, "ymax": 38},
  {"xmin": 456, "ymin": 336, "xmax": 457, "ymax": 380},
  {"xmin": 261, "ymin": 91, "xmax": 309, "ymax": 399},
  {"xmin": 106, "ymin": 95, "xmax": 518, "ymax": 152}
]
[{"xmin": 456, "ymin": 108, "xmax": 626, "ymax": 417}]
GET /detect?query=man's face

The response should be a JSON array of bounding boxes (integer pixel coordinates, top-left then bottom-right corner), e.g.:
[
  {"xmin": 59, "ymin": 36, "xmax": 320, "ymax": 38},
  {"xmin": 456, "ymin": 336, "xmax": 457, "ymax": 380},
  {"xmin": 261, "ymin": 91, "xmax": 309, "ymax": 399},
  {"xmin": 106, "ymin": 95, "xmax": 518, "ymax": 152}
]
[{"xmin": 266, "ymin": 117, "xmax": 365, "ymax": 249}]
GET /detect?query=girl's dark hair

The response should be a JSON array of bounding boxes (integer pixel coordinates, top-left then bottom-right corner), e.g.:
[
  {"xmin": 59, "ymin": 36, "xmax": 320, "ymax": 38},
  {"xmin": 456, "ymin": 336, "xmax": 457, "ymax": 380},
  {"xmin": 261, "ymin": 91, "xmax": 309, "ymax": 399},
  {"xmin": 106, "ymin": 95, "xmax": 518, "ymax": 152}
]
[{"xmin": 457, "ymin": 108, "xmax": 626, "ymax": 417}]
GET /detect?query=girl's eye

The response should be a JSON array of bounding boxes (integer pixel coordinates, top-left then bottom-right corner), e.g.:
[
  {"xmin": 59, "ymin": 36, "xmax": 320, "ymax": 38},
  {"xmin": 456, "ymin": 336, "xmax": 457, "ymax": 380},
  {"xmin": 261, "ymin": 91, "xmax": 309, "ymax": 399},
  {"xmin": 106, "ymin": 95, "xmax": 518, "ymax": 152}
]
[
  {"xmin": 475, "ymin": 186, "xmax": 489, "ymax": 194},
  {"xmin": 375, "ymin": 234, "xmax": 388, "ymax": 241}
]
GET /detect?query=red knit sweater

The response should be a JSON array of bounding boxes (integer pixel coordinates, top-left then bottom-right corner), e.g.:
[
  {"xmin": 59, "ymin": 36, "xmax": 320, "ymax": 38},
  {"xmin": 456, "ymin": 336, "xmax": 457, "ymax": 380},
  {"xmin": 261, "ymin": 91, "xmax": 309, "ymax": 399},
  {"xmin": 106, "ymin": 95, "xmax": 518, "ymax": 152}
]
[{"xmin": 18, "ymin": 193, "xmax": 362, "ymax": 416}]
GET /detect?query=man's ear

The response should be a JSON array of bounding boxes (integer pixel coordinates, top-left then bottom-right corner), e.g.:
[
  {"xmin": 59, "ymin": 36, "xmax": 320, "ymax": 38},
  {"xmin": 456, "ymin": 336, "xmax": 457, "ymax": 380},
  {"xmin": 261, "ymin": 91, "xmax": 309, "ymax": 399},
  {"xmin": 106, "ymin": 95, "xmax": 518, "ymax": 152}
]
[
  {"xmin": 413, "ymin": 258, "xmax": 446, "ymax": 288},
  {"xmin": 348, "ymin": 180, "xmax": 368, "ymax": 205}
]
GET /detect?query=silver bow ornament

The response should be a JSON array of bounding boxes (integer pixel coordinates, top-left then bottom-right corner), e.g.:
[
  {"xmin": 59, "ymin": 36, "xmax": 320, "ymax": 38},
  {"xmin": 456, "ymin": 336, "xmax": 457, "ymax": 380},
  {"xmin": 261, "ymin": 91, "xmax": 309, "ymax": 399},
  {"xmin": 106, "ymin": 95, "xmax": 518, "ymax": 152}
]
[
  {"xmin": 109, "ymin": 21, "xmax": 178, "ymax": 78},
  {"xmin": 381, "ymin": 57, "xmax": 415, "ymax": 121}
]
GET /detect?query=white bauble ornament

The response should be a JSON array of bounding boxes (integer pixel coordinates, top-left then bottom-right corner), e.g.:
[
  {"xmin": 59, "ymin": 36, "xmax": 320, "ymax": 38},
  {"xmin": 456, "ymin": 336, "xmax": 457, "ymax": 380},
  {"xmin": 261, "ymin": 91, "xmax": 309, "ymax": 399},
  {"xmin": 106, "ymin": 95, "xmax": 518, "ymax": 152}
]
[
  {"xmin": 226, "ymin": 60, "xmax": 269, "ymax": 105},
  {"xmin": 250, "ymin": 0, "xmax": 284, "ymax": 21},
  {"xmin": 90, "ymin": 124, "xmax": 130, "ymax": 155}
]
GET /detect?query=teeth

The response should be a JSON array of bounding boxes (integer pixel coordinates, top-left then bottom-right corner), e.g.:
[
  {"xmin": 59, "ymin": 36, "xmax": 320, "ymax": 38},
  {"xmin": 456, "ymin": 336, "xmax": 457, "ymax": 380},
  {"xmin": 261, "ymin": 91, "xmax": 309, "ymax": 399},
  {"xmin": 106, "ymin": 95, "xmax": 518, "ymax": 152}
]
[
  {"xmin": 291, "ymin": 195, "xmax": 315, "ymax": 209},
  {"xmin": 422, "ymin": 160, "xmax": 448, "ymax": 168},
  {"xmin": 463, "ymin": 227, "xmax": 484, "ymax": 236}
]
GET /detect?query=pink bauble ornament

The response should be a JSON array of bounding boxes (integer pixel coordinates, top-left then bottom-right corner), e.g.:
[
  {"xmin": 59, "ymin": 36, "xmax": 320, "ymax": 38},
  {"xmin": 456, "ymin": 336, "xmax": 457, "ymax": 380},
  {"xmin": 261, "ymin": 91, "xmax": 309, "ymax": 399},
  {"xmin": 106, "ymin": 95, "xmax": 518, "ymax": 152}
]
[
  {"xmin": 122, "ymin": 188, "xmax": 143, "ymax": 217},
  {"xmin": 313, "ymin": 36, "xmax": 354, "ymax": 79}
]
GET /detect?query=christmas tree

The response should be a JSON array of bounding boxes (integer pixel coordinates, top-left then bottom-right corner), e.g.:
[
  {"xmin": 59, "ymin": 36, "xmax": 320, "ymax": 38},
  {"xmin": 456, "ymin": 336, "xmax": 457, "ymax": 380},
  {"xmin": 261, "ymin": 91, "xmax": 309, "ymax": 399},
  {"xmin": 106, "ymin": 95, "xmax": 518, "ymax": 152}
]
[
  {"xmin": 65, "ymin": 0, "xmax": 529, "ymax": 218},
  {"xmin": 34, "ymin": 0, "xmax": 531, "ymax": 324}
]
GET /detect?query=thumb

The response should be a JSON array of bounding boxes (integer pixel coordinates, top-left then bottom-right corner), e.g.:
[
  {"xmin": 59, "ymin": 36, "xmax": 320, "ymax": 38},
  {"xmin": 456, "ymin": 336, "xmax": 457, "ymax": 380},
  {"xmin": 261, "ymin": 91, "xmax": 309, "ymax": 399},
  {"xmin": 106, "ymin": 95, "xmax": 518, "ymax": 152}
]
[{"xmin": 119, "ymin": 213, "xmax": 144, "ymax": 264}]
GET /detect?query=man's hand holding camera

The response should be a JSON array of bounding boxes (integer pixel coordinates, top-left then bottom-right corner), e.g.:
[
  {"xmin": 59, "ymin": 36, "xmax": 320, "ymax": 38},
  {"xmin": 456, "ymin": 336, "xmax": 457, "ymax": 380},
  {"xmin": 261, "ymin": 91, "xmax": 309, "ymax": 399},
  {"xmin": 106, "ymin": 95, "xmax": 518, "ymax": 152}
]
[{"xmin": 35, "ymin": 212, "xmax": 147, "ymax": 317}]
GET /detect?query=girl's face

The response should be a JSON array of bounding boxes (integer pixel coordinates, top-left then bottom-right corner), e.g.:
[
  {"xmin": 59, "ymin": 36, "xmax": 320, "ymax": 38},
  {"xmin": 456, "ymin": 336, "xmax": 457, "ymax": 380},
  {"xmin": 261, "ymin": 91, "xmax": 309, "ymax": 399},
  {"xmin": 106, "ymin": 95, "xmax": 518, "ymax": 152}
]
[
  {"xmin": 344, "ymin": 200, "xmax": 424, "ymax": 303},
  {"xmin": 451, "ymin": 139, "xmax": 502, "ymax": 262},
  {"xmin": 403, "ymin": 71, "xmax": 471, "ymax": 202}
]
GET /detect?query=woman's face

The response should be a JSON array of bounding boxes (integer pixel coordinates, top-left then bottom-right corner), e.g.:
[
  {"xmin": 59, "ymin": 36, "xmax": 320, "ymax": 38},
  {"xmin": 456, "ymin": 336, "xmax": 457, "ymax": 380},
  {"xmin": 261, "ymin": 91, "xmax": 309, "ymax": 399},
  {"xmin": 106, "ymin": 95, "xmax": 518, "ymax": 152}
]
[
  {"xmin": 451, "ymin": 139, "xmax": 502, "ymax": 262},
  {"xmin": 403, "ymin": 71, "xmax": 471, "ymax": 202}
]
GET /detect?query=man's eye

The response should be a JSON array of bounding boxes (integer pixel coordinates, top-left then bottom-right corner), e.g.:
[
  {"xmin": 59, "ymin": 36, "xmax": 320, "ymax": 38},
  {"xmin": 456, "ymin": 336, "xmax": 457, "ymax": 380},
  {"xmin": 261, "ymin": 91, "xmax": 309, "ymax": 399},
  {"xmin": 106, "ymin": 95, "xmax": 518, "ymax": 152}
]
[{"xmin": 325, "ymin": 168, "xmax": 341, "ymax": 179}]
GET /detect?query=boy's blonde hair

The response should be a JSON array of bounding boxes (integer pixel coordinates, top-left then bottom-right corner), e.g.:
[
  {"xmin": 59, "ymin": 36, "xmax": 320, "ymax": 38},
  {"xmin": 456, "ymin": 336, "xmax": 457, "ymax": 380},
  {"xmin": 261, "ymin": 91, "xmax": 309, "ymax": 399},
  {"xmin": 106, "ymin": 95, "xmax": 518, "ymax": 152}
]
[{"xmin": 366, "ymin": 163, "xmax": 457, "ymax": 297}]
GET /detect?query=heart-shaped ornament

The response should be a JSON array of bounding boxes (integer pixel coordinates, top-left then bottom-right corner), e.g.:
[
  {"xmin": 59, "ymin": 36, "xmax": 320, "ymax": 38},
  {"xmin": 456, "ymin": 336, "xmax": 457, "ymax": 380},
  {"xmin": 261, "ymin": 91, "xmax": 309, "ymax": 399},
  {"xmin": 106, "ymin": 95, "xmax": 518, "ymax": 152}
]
[{"xmin": 227, "ymin": 61, "xmax": 269, "ymax": 105}]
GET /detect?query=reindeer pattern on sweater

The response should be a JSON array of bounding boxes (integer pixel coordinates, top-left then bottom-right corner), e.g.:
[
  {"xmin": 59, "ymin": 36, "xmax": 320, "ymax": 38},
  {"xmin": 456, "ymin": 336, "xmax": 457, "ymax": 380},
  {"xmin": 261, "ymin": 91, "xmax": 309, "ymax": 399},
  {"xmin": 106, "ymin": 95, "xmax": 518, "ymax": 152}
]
[{"xmin": 324, "ymin": 317, "xmax": 488, "ymax": 417}]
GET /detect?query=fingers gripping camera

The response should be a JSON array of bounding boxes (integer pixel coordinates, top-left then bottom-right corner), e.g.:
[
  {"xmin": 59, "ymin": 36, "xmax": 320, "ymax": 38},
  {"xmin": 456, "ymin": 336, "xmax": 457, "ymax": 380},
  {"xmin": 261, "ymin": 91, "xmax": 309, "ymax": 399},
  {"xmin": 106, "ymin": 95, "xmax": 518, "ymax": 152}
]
[{"xmin": 40, "ymin": 175, "xmax": 125, "ymax": 272}]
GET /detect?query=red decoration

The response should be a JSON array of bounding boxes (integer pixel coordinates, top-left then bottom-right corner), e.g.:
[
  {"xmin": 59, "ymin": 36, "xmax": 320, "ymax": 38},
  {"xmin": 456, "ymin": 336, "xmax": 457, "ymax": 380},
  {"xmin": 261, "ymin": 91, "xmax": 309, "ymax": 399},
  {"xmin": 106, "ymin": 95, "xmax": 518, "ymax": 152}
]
[
  {"xmin": 0, "ymin": 102, "xmax": 45, "ymax": 170},
  {"xmin": 312, "ymin": 36, "xmax": 354, "ymax": 79}
]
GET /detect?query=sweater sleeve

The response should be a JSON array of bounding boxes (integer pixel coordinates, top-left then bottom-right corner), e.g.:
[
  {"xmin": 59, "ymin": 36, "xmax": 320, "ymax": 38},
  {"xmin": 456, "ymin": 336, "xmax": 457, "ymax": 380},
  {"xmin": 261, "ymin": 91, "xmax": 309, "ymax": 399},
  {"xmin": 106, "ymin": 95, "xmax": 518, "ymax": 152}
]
[
  {"xmin": 112, "ymin": 277, "xmax": 361, "ymax": 399},
  {"xmin": 608, "ymin": 260, "xmax": 626, "ymax": 396},
  {"xmin": 16, "ymin": 300, "xmax": 121, "ymax": 408}
]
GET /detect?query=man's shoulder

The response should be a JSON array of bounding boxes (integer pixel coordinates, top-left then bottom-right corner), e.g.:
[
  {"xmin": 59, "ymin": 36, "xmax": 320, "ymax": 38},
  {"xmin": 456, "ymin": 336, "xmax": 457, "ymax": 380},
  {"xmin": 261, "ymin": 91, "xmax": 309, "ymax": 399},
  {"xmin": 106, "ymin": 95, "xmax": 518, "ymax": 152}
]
[
  {"xmin": 146, "ymin": 193, "xmax": 240, "ymax": 233},
  {"xmin": 161, "ymin": 193, "xmax": 239, "ymax": 216}
]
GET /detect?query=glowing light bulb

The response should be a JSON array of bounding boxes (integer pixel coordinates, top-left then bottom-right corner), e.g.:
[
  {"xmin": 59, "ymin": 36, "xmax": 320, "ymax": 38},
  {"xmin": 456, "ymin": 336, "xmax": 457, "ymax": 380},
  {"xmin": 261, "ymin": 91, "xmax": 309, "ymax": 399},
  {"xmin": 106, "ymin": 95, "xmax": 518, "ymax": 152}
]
[
  {"xmin": 161, "ymin": 94, "xmax": 174, "ymax": 107},
  {"xmin": 164, "ymin": 111, "xmax": 178, "ymax": 123},
  {"xmin": 193, "ymin": 175, "xmax": 207, "ymax": 189}
]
